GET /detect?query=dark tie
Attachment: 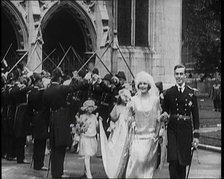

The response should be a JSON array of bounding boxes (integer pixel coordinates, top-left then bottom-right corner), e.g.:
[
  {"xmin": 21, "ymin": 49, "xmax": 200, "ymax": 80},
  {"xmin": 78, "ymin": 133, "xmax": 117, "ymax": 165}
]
[{"xmin": 179, "ymin": 87, "xmax": 182, "ymax": 93}]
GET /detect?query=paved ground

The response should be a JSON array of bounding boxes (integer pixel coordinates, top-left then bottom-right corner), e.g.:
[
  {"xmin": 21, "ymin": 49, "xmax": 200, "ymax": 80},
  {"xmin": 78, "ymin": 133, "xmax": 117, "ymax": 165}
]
[
  {"xmin": 2, "ymin": 148, "xmax": 221, "ymax": 179},
  {"xmin": 2, "ymin": 96, "xmax": 221, "ymax": 179},
  {"xmin": 200, "ymin": 126, "xmax": 221, "ymax": 133}
]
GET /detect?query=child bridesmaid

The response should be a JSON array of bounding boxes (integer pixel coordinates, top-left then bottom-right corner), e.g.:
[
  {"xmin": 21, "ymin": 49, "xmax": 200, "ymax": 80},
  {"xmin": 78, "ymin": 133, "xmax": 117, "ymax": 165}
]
[{"xmin": 76, "ymin": 99, "xmax": 100, "ymax": 179}]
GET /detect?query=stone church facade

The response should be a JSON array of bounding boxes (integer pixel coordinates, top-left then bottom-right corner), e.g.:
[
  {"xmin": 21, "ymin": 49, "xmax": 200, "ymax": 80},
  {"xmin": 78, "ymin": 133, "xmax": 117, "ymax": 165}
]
[{"xmin": 2, "ymin": 0, "xmax": 182, "ymax": 88}]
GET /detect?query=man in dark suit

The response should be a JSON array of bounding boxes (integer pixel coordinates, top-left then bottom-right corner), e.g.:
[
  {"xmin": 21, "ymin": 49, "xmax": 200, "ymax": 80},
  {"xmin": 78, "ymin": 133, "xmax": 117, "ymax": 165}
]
[
  {"xmin": 162, "ymin": 64, "xmax": 199, "ymax": 179},
  {"xmin": 28, "ymin": 73, "xmax": 49, "ymax": 170},
  {"xmin": 42, "ymin": 68, "xmax": 87, "ymax": 178}
]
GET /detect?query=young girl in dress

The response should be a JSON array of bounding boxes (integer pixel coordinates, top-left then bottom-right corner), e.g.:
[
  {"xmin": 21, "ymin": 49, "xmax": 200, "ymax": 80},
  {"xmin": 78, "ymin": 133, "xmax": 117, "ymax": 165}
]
[{"xmin": 76, "ymin": 99, "xmax": 100, "ymax": 179}]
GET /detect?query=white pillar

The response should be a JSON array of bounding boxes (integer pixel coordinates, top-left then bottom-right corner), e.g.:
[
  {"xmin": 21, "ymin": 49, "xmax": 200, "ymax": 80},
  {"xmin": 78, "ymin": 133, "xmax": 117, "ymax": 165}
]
[
  {"xmin": 27, "ymin": 0, "xmax": 42, "ymax": 73},
  {"xmin": 149, "ymin": 0, "xmax": 182, "ymax": 89}
]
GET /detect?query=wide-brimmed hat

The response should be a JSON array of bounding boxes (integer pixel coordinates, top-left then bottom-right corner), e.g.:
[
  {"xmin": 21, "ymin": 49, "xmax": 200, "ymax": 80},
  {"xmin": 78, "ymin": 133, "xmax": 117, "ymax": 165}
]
[
  {"xmin": 116, "ymin": 71, "xmax": 126, "ymax": 81},
  {"xmin": 81, "ymin": 99, "xmax": 97, "ymax": 111}
]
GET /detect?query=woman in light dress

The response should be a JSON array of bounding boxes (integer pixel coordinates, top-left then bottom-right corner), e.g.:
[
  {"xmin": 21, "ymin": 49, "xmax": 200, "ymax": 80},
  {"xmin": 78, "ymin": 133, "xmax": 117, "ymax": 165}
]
[
  {"xmin": 99, "ymin": 88, "xmax": 132, "ymax": 178},
  {"xmin": 100, "ymin": 71, "xmax": 165, "ymax": 178}
]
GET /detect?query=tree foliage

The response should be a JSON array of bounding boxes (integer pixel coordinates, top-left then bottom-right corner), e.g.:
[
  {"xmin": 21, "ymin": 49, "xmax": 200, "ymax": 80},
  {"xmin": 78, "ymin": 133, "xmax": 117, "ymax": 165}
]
[{"xmin": 182, "ymin": 0, "xmax": 221, "ymax": 79}]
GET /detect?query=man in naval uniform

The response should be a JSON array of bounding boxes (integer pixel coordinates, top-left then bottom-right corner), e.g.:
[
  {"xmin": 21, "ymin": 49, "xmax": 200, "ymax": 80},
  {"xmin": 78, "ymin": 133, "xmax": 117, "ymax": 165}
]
[
  {"xmin": 42, "ymin": 68, "xmax": 87, "ymax": 178},
  {"xmin": 162, "ymin": 64, "xmax": 199, "ymax": 179}
]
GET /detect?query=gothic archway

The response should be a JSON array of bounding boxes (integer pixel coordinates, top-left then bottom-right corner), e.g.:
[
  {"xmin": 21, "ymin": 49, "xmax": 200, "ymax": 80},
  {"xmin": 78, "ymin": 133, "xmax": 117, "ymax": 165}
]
[
  {"xmin": 40, "ymin": 1, "xmax": 97, "ymax": 75},
  {"xmin": 1, "ymin": 1, "xmax": 28, "ymax": 69},
  {"xmin": 1, "ymin": 1, "xmax": 28, "ymax": 50}
]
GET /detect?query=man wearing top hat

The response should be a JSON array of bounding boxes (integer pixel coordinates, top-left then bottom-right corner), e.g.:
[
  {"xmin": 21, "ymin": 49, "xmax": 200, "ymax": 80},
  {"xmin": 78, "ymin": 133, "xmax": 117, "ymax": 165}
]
[
  {"xmin": 161, "ymin": 64, "xmax": 199, "ymax": 179},
  {"xmin": 42, "ymin": 67, "xmax": 87, "ymax": 178}
]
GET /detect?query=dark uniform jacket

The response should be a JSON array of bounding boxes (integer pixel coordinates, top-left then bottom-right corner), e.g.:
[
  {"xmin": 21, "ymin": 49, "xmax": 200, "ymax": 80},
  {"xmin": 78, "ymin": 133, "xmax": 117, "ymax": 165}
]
[
  {"xmin": 28, "ymin": 87, "xmax": 50, "ymax": 139},
  {"xmin": 42, "ymin": 79, "xmax": 86, "ymax": 147},
  {"xmin": 10, "ymin": 83, "xmax": 32, "ymax": 138},
  {"xmin": 1, "ymin": 85, "xmax": 8, "ymax": 137},
  {"xmin": 67, "ymin": 81, "xmax": 89, "ymax": 118},
  {"xmin": 163, "ymin": 85, "xmax": 199, "ymax": 165},
  {"xmin": 5, "ymin": 85, "xmax": 16, "ymax": 136},
  {"xmin": 88, "ymin": 82, "xmax": 103, "ymax": 106},
  {"xmin": 97, "ymin": 82, "xmax": 116, "ymax": 132}
]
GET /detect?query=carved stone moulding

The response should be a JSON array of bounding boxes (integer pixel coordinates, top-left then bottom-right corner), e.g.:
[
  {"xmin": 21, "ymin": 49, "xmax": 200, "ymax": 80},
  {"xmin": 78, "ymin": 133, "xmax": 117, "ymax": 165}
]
[
  {"xmin": 40, "ymin": 1, "xmax": 96, "ymax": 52},
  {"xmin": 2, "ymin": 1, "xmax": 28, "ymax": 50}
]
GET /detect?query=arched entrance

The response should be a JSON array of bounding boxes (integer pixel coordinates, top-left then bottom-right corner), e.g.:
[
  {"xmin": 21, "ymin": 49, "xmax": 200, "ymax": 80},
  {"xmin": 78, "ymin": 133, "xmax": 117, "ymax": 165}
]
[
  {"xmin": 41, "ymin": 1, "xmax": 97, "ymax": 76},
  {"xmin": 1, "ymin": 1, "xmax": 28, "ymax": 69}
]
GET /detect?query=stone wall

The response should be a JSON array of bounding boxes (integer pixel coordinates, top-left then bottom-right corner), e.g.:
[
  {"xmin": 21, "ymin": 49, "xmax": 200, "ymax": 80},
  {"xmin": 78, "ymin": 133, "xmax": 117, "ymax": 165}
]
[{"xmin": 3, "ymin": 0, "xmax": 182, "ymax": 86}]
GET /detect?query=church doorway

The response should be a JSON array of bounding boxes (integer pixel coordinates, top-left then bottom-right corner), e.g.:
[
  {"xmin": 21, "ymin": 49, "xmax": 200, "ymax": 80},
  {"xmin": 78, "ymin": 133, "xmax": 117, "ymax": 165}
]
[
  {"xmin": 1, "ymin": 11, "xmax": 18, "ymax": 69},
  {"xmin": 41, "ymin": 2, "xmax": 96, "ymax": 76}
]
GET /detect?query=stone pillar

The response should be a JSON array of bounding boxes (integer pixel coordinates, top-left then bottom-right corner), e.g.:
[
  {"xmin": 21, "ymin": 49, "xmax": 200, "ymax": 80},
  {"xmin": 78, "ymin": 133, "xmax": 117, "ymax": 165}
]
[
  {"xmin": 111, "ymin": 0, "xmax": 118, "ymax": 74},
  {"xmin": 149, "ymin": 0, "xmax": 182, "ymax": 89},
  {"xmin": 27, "ymin": 0, "xmax": 42, "ymax": 73},
  {"xmin": 94, "ymin": 1, "xmax": 112, "ymax": 77}
]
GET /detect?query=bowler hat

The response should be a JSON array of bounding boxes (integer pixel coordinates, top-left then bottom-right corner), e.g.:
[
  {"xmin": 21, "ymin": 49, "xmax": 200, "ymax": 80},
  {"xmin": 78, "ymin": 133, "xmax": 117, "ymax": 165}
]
[{"xmin": 116, "ymin": 71, "xmax": 126, "ymax": 81}]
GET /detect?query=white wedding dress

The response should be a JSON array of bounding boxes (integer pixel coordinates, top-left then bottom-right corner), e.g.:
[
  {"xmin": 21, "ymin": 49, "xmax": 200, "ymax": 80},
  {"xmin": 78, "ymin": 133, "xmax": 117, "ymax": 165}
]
[{"xmin": 99, "ymin": 105, "xmax": 131, "ymax": 178}]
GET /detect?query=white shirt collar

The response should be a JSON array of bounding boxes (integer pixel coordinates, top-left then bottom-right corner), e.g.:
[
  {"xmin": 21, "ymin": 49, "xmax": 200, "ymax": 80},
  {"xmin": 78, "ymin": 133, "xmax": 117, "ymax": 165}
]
[{"xmin": 176, "ymin": 83, "xmax": 185, "ymax": 92}]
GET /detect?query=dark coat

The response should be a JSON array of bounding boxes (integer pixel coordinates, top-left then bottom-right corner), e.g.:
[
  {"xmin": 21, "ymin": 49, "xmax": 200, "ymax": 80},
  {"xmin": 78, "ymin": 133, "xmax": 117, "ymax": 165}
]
[
  {"xmin": 42, "ymin": 79, "xmax": 86, "ymax": 147},
  {"xmin": 1, "ymin": 87, "xmax": 8, "ymax": 136},
  {"xmin": 14, "ymin": 103, "xmax": 32, "ymax": 138},
  {"xmin": 28, "ymin": 87, "xmax": 50, "ymax": 139},
  {"xmin": 163, "ymin": 85, "xmax": 199, "ymax": 165},
  {"xmin": 5, "ymin": 85, "xmax": 16, "ymax": 136},
  {"xmin": 88, "ymin": 82, "xmax": 103, "ymax": 106},
  {"xmin": 96, "ymin": 82, "xmax": 116, "ymax": 132},
  {"xmin": 66, "ymin": 81, "xmax": 89, "ymax": 118},
  {"xmin": 11, "ymin": 84, "xmax": 32, "ymax": 138}
]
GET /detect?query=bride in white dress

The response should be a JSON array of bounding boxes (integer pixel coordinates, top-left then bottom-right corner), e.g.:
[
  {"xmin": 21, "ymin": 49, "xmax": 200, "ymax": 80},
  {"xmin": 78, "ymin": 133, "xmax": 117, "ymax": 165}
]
[
  {"xmin": 100, "ymin": 71, "xmax": 164, "ymax": 178},
  {"xmin": 125, "ymin": 71, "xmax": 162, "ymax": 178}
]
